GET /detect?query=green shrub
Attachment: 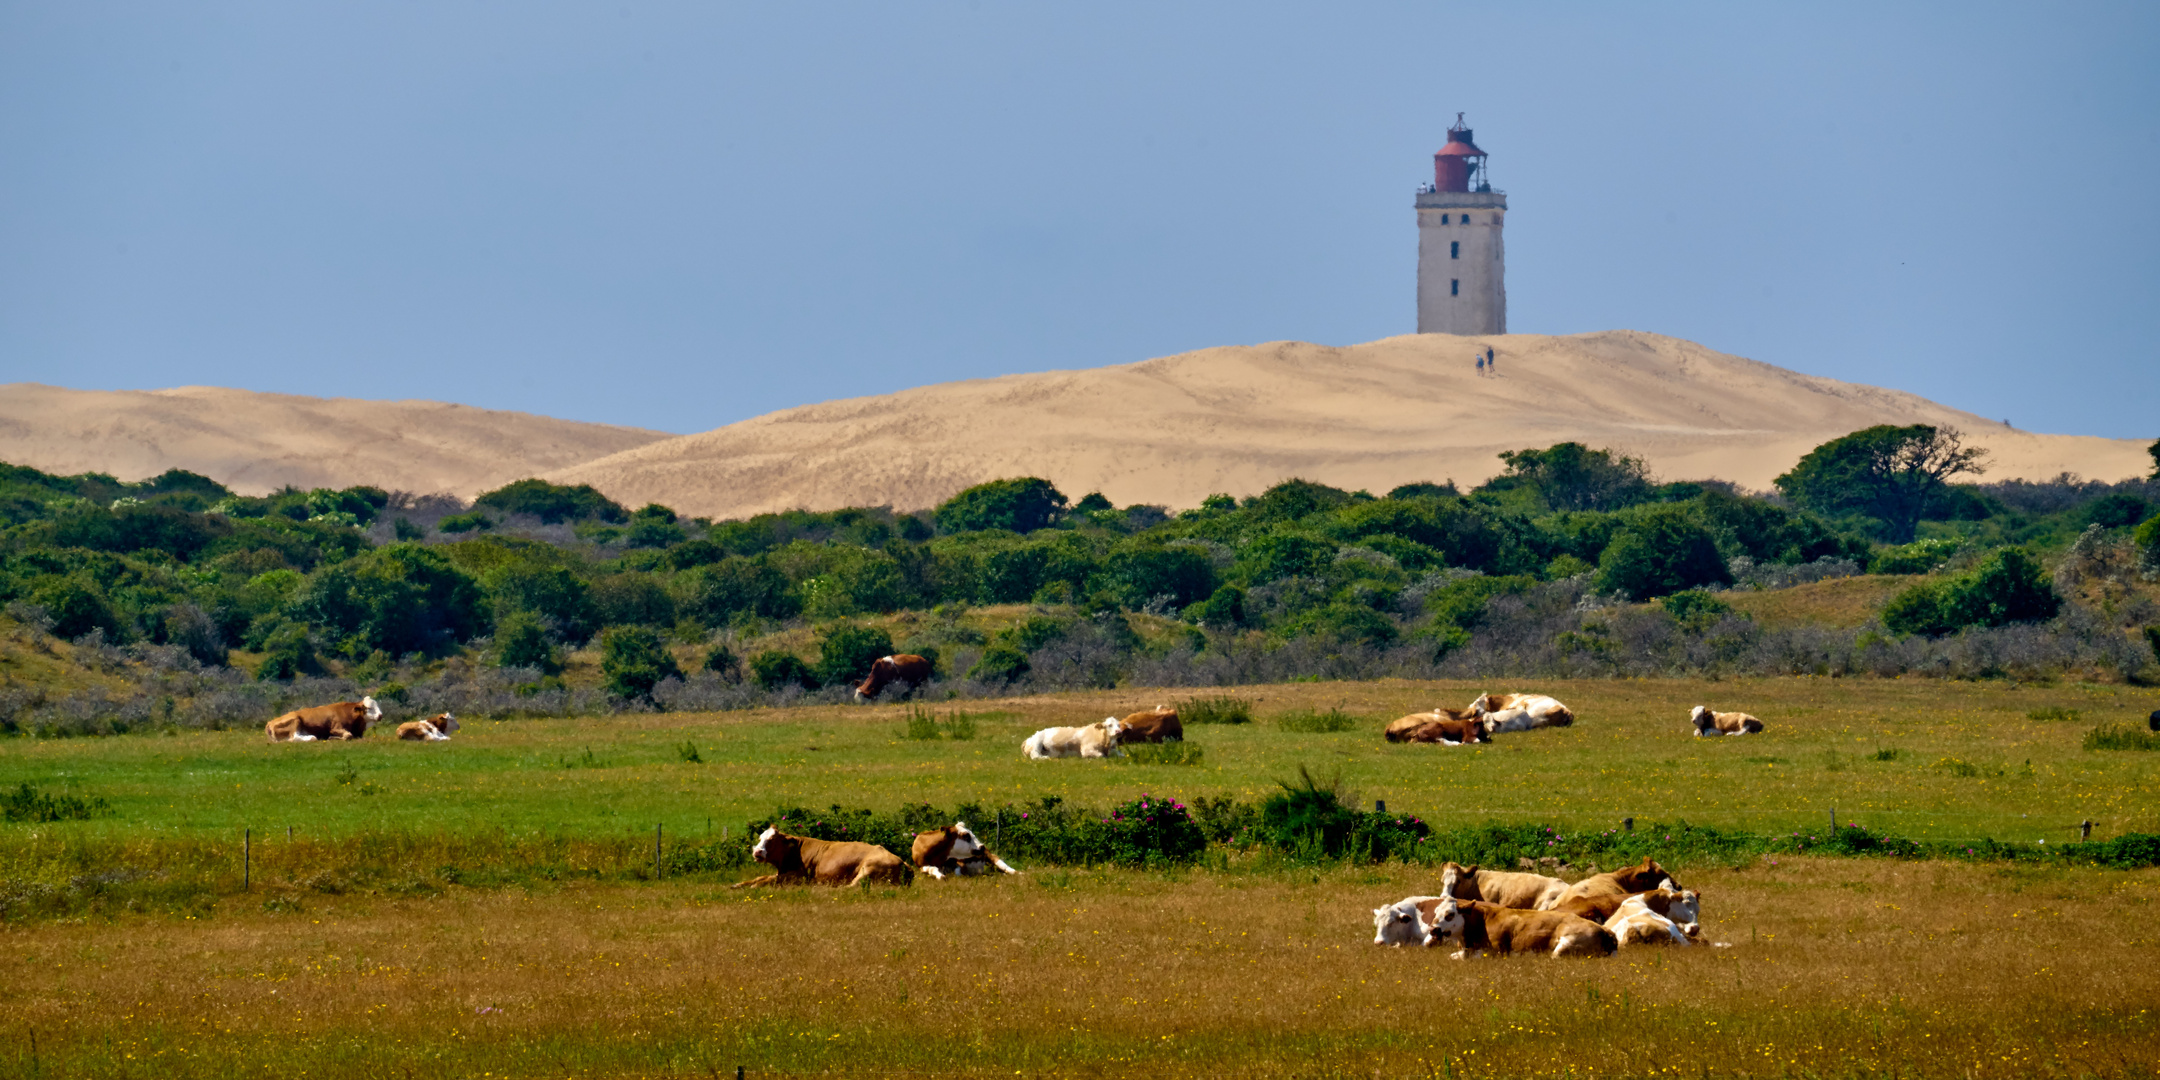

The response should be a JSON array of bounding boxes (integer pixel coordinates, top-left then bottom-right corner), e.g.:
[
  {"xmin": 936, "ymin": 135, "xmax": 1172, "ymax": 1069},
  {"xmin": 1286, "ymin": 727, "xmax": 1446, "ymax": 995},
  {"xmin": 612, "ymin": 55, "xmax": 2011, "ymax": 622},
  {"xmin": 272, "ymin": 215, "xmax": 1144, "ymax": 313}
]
[
  {"xmin": 436, "ymin": 511, "xmax": 494, "ymax": 534},
  {"xmin": 1179, "ymin": 695, "xmax": 1253, "ymax": 725},
  {"xmin": 2086, "ymin": 493, "xmax": 2152, "ymax": 529},
  {"xmin": 1276, "ymin": 708, "xmax": 1359, "ymax": 733},
  {"xmin": 483, "ymin": 563, "xmax": 597, "ymax": 643},
  {"xmin": 1184, "ymin": 584, "xmax": 1247, "ymax": 628},
  {"xmin": 1594, "ymin": 507, "xmax": 1732, "ymax": 600},
  {"xmin": 813, "ymin": 622, "xmax": 895, "ymax": 688},
  {"xmin": 1869, "ymin": 748, "xmax": 1902, "ymax": 762},
  {"xmin": 493, "ymin": 611, "xmax": 561, "ymax": 674},
  {"xmin": 254, "ymin": 621, "xmax": 321, "ymax": 681},
  {"xmin": 701, "ymin": 644, "xmax": 741, "ymax": 680},
  {"xmin": 1659, "ymin": 588, "xmax": 1733, "ymax": 630},
  {"xmin": 474, "ymin": 479, "xmax": 629, "ymax": 524},
  {"xmin": 1283, "ymin": 603, "xmax": 1398, "ymax": 648},
  {"xmin": 1884, "ymin": 547, "xmax": 2060, "ymax": 637},
  {"xmin": 598, "ymin": 625, "xmax": 682, "ymax": 701},
  {"xmin": 1868, "ymin": 537, "xmax": 1959, "ymax": 575},
  {"xmin": 676, "ymin": 741, "xmax": 703, "ymax": 764},
  {"xmin": 967, "ymin": 642, "xmax": 1030, "ymax": 684},
  {"xmin": 1255, "ymin": 767, "xmax": 1427, "ymax": 861},
  {"xmin": 899, "ymin": 705, "xmax": 980, "ymax": 741},
  {"xmin": 287, "ymin": 544, "xmax": 490, "ymax": 657},
  {"xmin": 1092, "ymin": 544, "xmax": 1217, "ymax": 610},
  {"xmin": 2084, "ymin": 723, "xmax": 2160, "ymax": 751},
  {"xmin": 32, "ymin": 575, "xmax": 123, "ymax": 642},
  {"xmin": 2026, "ymin": 707, "xmax": 2080, "ymax": 723},
  {"xmin": 392, "ymin": 517, "xmax": 424, "ymax": 541},
  {"xmin": 935, "ymin": 477, "xmax": 1068, "ymax": 534},
  {"xmin": 590, "ymin": 573, "xmax": 677, "ymax": 628},
  {"xmin": 749, "ymin": 650, "xmax": 817, "ymax": 691},
  {"xmin": 0, "ymin": 782, "xmax": 110, "ymax": 822}
]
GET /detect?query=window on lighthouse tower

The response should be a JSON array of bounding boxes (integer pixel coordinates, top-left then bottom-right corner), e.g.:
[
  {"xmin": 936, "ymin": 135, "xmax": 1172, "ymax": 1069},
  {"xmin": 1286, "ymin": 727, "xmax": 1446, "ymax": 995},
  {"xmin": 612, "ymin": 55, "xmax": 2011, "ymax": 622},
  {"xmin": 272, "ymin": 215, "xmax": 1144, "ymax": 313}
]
[
  {"xmin": 1450, "ymin": 241, "xmax": 1460, "ymax": 259},
  {"xmin": 1451, "ymin": 279, "xmax": 1459, "ymax": 296}
]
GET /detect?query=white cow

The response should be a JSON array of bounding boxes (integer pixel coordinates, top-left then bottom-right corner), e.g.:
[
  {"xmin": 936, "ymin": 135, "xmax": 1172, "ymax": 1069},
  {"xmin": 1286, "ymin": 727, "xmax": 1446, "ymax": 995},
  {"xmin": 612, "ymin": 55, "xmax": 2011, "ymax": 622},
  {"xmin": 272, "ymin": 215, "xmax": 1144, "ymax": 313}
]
[
  {"xmin": 1690, "ymin": 706, "xmax": 1764, "ymax": 736},
  {"xmin": 1022, "ymin": 717, "xmax": 1125, "ymax": 759},
  {"xmin": 1372, "ymin": 896, "xmax": 1448, "ymax": 946},
  {"xmin": 1605, "ymin": 888, "xmax": 1704, "ymax": 946},
  {"xmin": 1469, "ymin": 692, "xmax": 1575, "ymax": 734}
]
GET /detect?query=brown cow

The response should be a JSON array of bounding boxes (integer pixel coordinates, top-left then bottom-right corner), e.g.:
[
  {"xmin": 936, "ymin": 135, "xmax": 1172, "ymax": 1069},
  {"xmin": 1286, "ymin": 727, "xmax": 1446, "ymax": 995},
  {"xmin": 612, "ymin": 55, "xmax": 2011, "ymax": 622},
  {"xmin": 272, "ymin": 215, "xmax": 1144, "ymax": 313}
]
[
  {"xmin": 730, "ymin": 827, "xmax": 912, "ymax": 888},
  {"xmin": 1555, "ymin": 883, "xmax": 1698, "ymax": 925},
  {"xmin": 855, "ymin": 654, "xmax": 933, "ymax": 701},
  {"xmin": 266, "ymin": 697, "xmax": 381, "ymax": 742},
  {"xmin": 1401, "ymin": 715, "xmax": 1490, "ymax": 745},
  {"xmin": 1116, "ymin": 705, "xmax": 1183, "ymax": 744},
  {"xmin": 1438, "ymin": 861, "xmax": 1569, "ymax": 910},
  {"xmin": 1552, "ymin": 857, "xmax": 1678, "ymax": 907},
  {"xmin": 395, "ymin": 713, "xmax": 460, "ymax": 741},
  {"xmin": 1690, "ymin": 705, "xmax": 1764, "ymax": 736},
  {"xmin": 1385, "ymin": 707, "xmax": 1482, "ymax": 743},
  {"xmin": 1422, "ymin": 898, "xmax": 1617, "ymax": 958},
  {"xmin": 910, "ymin": 822, "xmax": 1020, "ymax": 879}
]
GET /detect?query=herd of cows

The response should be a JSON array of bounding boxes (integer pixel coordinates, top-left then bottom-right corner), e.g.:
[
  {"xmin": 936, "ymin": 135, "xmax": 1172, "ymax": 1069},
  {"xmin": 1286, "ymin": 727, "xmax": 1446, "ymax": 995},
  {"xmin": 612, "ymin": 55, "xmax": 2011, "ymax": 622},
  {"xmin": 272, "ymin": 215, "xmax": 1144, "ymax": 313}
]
[{"xmin": 252, "ymin": 663, "xmax": 1771, "ymax": 956}]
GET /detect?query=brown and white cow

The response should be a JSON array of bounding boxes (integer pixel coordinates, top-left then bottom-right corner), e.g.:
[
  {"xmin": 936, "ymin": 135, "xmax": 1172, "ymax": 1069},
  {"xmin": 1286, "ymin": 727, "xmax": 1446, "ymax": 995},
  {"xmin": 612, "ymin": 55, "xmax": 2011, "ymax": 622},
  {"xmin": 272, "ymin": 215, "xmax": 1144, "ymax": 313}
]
[
  {"xmin": 1385, "ymin": 707, "xmax": 1484, "ymax": 743},
  {"xmin": 1438, "ymin": 861, "xmax": 1569, "ymax": 910},
  {"xmin": 1552, "ymin": 857, "xmax": 1678, "ymax": 907},
  {"xmin": 1690, "ymin": 705, "xmax": 1764, "ymax": 736},
  {"xmin": 396, "ymin": 713, "xmax": 460, "ymax": 741},
  {"xmin": 911, "ymin": 822, "xmax": 1020, "ymax": 879},
  {"xmin": 266, "ymin": 697, "xmax": 381, "ymax": 742},
  {"xmin": 1421, "ymin": 898, "xmax": 1617, "ymax": 958},
  {"xmin": 1604, "ymin": 888, "xmax": 1704, "ymax": 946},
  {"xmin": 854, "ymin": 654, "xmax": 933, "ymax": 701},
  {"xmin": 1116, "ymin": 705, "xmax": 1183, "ymax": 744},
  {"xmin": 730, "ymin": 827, "xmax": 912, "ymax": 888},
  {"xmin": 1022, "ymin": 717, "xmax": 1124, "ymax": 759},
  {"xmin": 1401, "ymin": 714, "xmax": 1490, "ymax": 745},
  {"xmin": 1469, "ymin": 692, "xmax": 1576, "ymax": 734},
  {"xmin": 1371, "ymin": 895, "xmax": 1449, "ymax": 947}
]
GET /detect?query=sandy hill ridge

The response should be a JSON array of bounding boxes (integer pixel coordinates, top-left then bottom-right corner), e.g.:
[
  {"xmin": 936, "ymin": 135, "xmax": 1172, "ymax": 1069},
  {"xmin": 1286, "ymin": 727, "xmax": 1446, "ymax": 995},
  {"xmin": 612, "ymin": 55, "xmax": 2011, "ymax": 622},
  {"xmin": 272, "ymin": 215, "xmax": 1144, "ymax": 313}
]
[
  {"xmin": 0, "ymin": 384, "xmax": 672, "ymax": 497},
  {"xmin": 548, "ymin": 331, "xmax": 2151, "ymax": 519}
]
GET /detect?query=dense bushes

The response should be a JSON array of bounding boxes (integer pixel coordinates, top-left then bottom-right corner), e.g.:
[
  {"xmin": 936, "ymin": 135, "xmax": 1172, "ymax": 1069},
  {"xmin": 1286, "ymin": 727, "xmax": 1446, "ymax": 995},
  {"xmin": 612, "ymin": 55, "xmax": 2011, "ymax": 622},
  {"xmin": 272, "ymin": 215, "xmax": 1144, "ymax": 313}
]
[
  {"xmin": 1594, "ymin": 507, "xmax": 1732, "ymax": 600},
  {"xmin": 598, "ymin": 625, "xmax": 681, "ymax": 701},
  {"xmin": 474, "ymin": 479, "xmax": 628, "ymax": 525},
  {"xmin": 1883, "ymin": 547, "xmax": 2061, "ymax": 637},
  {"xmin": 935, "ymin": 477, "xmax": 1068, "ymax": 535}
]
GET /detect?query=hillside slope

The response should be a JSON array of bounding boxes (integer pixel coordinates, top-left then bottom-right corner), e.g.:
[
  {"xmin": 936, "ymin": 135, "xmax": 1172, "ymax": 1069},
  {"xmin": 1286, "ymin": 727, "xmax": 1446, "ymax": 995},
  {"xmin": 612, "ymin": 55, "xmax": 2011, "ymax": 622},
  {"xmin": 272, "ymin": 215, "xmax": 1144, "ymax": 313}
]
[
  {"xmin": 549, "ymin": 331, "xmax": 2151, "ymax": 518},
  {"xmin": 0, "ymin": 384, "xmax": 673, "ymax": 497}
]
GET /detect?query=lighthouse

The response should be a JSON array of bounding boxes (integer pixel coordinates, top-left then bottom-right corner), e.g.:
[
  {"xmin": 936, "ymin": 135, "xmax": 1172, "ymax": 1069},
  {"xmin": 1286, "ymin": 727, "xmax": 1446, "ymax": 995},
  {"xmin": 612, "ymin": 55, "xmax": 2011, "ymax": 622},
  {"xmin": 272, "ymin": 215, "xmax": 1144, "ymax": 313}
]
[{"xmin": 1416, "ymin": 115, "xmax": 1506, "ymax": 335}]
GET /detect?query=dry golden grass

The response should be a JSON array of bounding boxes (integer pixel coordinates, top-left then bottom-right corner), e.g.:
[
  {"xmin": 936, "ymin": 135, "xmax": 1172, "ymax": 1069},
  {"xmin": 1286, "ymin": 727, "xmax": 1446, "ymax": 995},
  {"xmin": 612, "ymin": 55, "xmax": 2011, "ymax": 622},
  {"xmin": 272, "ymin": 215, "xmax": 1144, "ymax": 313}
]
[
  {"xmin": 0, "ymin": 857, "xmax": 2154, "ymax": 1077},
  {"xmin": 1719, "ymin": 575, "xmax": 1921, "ymax": 630}
]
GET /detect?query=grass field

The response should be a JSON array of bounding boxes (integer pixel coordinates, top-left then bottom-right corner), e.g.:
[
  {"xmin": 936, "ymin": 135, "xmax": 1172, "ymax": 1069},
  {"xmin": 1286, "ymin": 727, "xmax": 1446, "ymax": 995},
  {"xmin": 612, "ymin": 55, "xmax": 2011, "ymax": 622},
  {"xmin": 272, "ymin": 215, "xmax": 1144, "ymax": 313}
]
[{"xmin": 4, "ymin": 676, "xmax": 2159, "ymax": 1077}]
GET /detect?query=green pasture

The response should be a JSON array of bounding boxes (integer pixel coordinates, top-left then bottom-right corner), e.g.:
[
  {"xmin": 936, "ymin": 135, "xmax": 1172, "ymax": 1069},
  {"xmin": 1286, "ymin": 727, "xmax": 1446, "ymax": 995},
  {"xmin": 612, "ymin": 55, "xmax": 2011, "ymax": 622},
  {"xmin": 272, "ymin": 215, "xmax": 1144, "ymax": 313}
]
[{"xmin": 5, "ymin": 676, "xmax": 2157, "ymax": 847}]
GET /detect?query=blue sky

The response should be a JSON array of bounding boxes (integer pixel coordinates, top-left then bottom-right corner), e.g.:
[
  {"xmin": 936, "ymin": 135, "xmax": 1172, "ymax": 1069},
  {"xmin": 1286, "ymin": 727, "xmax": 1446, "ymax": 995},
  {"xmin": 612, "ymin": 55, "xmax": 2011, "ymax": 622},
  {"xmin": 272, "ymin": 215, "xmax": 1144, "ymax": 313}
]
[{"xmin": 2, "ymin": 2, "xmax": 2155, "ymax": 439}]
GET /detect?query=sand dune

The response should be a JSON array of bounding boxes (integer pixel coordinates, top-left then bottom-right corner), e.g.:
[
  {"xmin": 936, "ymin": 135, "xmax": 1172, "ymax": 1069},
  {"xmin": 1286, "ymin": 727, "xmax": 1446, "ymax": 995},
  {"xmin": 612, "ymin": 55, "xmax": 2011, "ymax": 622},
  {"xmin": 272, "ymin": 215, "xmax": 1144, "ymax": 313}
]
[
  {"xmin": 0, "ymin": 384, "xmax": 672, "ymax": 497},
  {"xmin": 548, "ymin": 331, "xmax": 2151, "ymax": 519}
]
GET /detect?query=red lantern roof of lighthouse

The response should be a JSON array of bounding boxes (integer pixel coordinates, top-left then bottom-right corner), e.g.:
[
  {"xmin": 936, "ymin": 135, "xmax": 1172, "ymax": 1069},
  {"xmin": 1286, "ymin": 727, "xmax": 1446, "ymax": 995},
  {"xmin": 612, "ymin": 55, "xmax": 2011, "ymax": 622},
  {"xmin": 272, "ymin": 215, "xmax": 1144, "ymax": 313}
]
[{"xmin": 1436, "ymin": 132, "xmax": 1485, "ymax": 158}]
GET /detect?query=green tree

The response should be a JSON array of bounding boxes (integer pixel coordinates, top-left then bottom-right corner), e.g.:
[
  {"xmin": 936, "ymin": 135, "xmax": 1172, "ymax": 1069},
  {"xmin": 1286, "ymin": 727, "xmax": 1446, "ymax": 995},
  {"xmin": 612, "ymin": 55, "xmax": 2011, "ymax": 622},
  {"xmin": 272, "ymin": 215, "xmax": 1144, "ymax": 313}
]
[
  {"xmin": 967, "ymin": 642, "xmax": 1030, "ymax": 684},
  {"xmin": 473, "ymin": 479, "xmax": 630, "ymax": 524},
  {"xmin": 1593, "ymin": 507, "xmax": 1732, "ymax": 600},
  {"xmin": 674, "ymin": 557, "xmax": 798, "ymax": 624},
  {"xmin": 254, "ymin": 621, "xmax": 322, "ymax": 681},
  {"xmin": 749, "ymin": 649, "xmax": 817, "ymax": 690},
  {"xmin": 813, "ymin": 622, "xmax": 895, "ymax": 688},
  {"xmin": 483, "ymin": 563, "xmax": 597, "ymax": 643},
  {"xmin": 494, "ymin": 611, "xmax": 562, "ymax": 674},
  {"xmin": 1883, "ymin": 547, "xmax": 2060, "ymax": 637},
  {"xmin": 1482, "ymin": 443, "xmax": 1654, "ymax": 512},
  {"xmin": 589, "ymin": 573, "xmax": 677, "ymax": 628},
  {"xmin": 935, "ymin": 478, "xmax": 1068, "ymax": 534},
  {"xmin": 1092, "ymin": 544, "xmax": 1217, "ymax": 610},
  {"xmin": 1774, "ymin": 425, "xmax": 1988, "ymax": 543},
  {"xmin": 30, "ymin": 575, "xmax": 123, "ymax": 642},
  {"xmin": 599, "ymin": 625, "xmax": 682, "ymax": 701},
  {"xmin": 2148, "ymin": 437, "xmax": 2159, "ymax": 480},
  {"xmin": 286, "ymin": 544, "xmax": 490, "ymax": 656}
]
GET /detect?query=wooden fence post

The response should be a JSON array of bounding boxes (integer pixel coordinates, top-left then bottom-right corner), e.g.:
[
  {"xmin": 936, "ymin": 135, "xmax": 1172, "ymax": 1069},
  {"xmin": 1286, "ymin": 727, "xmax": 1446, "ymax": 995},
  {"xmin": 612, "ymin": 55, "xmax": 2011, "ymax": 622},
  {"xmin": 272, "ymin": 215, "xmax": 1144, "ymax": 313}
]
[
  {"xmin": 1622, "ymin": 817, "xmax": 1633, "ymax": 832},
  {"xmin": 1830, "ymin": 807, "xmax": 1837, "ymax": 832},
  {"xmin": 2080, "ymin": 820, "xmax": 2094, "ymax": 841}
]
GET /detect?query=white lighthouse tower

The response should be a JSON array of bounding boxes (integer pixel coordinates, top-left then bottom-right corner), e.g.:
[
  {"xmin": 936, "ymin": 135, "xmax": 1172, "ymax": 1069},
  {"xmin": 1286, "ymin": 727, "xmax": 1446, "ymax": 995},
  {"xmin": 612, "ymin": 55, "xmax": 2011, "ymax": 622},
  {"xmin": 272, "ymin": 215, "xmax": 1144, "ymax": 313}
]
[{"xmin": 1416, "ymin": 115, "xmax": 1506, "ymax": 335}]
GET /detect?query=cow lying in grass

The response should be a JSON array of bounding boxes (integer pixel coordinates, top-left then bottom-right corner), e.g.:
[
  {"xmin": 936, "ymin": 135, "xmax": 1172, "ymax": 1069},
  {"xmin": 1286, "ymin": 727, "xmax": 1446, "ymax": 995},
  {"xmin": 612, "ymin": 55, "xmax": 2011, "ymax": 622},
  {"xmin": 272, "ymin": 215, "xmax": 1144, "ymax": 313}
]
[
  {"xmin": 396, "ymin": 713, "xmax": 459, "ymax": 741},
  {"xmin": 1605, "ymin": 888, "xmax": 1705, "ymax": 946},
  {"xmin": 1372, "ymin": 896, "xmax": 1448, "ymax": 946},
  {"xmin": 1022, "ymin": 717, "xmax": 1124, "ymax": 759},
  {"xmin": 1469, "ymin": 692, "xmax": 1575, "ymax": 733},
  {"xmin": 730, "ymin": 827, "xmax": 911, "ymax": 888},
  {"xmin": 1421, "ymin": 897, "xmax": 1617, "ymax": 958},
  {"xmin": 1438, "ymin": 860, "xmax": 1569, "ymax": 910},
  {"xmin": 266, "ymin": 697, "xmax": 381, "ymax": 742},
  {"xmin": 1691, "ymin": 705, "xmax": 1764, "ymax": 736},
  {"xmin": 1552, "ymin": 856, "xmax": 1679, "ymax": 908},
  {"xmin": 911, "ymin": 822, "xmax": 1019, "ymax": 879},
  {"xmin": 1385, "ymin": 708, "xmax": 1487, "ymax": 744},
  {"xmin": 1116, "ymin": 705, "xmax": 1183, "ymax": 744}
]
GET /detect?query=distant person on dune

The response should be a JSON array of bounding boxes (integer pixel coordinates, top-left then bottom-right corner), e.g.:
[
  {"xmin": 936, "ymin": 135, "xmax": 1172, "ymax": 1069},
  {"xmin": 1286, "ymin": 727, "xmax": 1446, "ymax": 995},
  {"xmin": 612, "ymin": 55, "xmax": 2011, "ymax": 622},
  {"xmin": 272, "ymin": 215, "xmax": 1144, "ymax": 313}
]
[{"xmin": 1487, "ymin": 346, "xmax": 1496, "ymax": 371}]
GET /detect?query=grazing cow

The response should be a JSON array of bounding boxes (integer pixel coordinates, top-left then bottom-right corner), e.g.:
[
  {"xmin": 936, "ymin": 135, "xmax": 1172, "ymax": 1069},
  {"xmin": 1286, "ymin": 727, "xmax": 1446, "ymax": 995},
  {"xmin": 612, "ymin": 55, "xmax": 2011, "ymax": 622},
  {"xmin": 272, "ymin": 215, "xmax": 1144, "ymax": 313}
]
[
  {"xmin": 1468, "ymin": 692, "xmax": 1575, "ymax": 733},
  {"xmin": 730, "ymin": 827, "xmax": 911, "ymax": 888},
  {"xmin": 1022, "ymin": 717, "xmax": 1125, "ymax": 759},
  {"xmin": 1438, "ymin": 861, "xmax": 1569, "ymax": 910},
  {"xmin": 1116, "ymin": 705, "xmax": 1183, "ymax": 744},
  {"xmin": 1553, "ymin": 857, "xmax": 1678, "ymax": 907},
  {"xmin": 911, "ymin": 822, "xmax": 1019, "ymax": 879},
  {"xmin": 1386, "ymin": 707, "xmax": 1483, "ymax": 743},
  {"xmin": 855, "ymin": 654, "xmax": 934, "ymax": 701},
  {"xmin": 396, "ymin": 713, "xmax": 460, "ymax": 741},
  {"xmin": 1371, "ymin": 896, "xmax": 1448, "ymax": 946},
  {"xmin": 2150, "ymin": 710, "xmax": 2160, "ymax": 733},
  {"xmin": 1421, "ymin": 898, "xmax": 1617, "ymax": 958},
  {"xmin": 1690, "ymin": 705, "xmax": 1764, "ymax": 736},
  {"xmin": 266, "ymin": 697, "xmax": 381, "ymax": 743}
]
